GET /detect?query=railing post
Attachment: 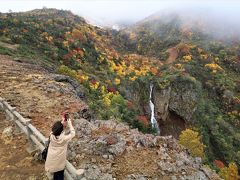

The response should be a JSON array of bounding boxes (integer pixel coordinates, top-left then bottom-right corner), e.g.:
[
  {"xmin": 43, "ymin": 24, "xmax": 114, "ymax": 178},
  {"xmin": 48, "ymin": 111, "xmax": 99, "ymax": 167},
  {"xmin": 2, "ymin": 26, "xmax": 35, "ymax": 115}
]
[
  {"xmin": 25, "ymin": 118, "xmax": 37, "ymax": 155},
  {"xmin": 1, "ymin": 101, "xmax": 9, "ymax": 120},
  {"xmin": 0, "ymin": 97, "xmax": 4, "ymax": 109},
  {"xmin": 8, "ymin": 106, "xmax": 16, "ymax": 121},
  {"xmin": 10, "ymin": 107, "xmax": 22, "ymax": 134}
]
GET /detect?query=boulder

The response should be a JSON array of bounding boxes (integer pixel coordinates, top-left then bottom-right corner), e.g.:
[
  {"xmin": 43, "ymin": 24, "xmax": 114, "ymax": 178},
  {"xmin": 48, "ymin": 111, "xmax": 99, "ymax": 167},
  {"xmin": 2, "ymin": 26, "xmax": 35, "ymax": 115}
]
[
  {"xmin": 1, "ymin": 126, "xmax": 13, "ymax": 143},
  {"xmin": 184, "ymin": 171, "xmax": 207, "ymax": 180},
  {"xmin": 125, "ymin": 174, "xmax": 147, "ymax": 180},
  {"xmin": 157, "ymin": 161, "xmax": 176, "ymax": 173},
  {"xmin": 82, "ymin": 165, "xmax": 113, "ymax": 180},
  {"xmin": 74, "ymin": 118, "xmax": 96, "ymax": 136},
  {"xmin": 53, "ymin": 74, "xmax": 85, "ymax": 99},
  {"xmin": 108, "ymin": 140, "xmax": 126, "ymax": 156},
  {"xmin": 2, "ymin": 126, "xmax": 13, "ymax": 138}
]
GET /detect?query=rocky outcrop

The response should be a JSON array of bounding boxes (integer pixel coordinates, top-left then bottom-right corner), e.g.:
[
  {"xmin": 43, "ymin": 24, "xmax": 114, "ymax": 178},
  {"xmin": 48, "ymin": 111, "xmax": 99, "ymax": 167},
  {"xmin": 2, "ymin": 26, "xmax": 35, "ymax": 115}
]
[
  {"xmin": 125, "ymin": 75, "xmax": 201, "ymax": 137},
  {"xmin": 169, "ymin": 76, "xmax": 201, "ymax": 122},
  {"xmin": 67, "ymin": 118, "xmax": 221, "ymax": 180},
  {"xmin": 153, "ymin": 86, "xmax": 171, "ymax": 122},
  {"xmin": 53, "ymin": 74, "xmax": 85, "ymax": 99},
  {"xmin": 154, "ymin": 76, "xmax": 201, "ymax": 125}
]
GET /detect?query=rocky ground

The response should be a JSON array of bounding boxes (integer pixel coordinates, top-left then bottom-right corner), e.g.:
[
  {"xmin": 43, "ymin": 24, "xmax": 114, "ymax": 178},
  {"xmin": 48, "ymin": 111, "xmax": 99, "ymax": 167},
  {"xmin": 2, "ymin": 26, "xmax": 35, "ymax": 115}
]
[
  {"xmin": 0, "ymin": 54, "xmax": 221, "ymax": 179},
  {"xmin": 67, "ymin": 118, "xmax": 221, "ymax": 180},
  {"xmin": 0, "ymin": 55, "xmax": 87, "ymax": 136}
]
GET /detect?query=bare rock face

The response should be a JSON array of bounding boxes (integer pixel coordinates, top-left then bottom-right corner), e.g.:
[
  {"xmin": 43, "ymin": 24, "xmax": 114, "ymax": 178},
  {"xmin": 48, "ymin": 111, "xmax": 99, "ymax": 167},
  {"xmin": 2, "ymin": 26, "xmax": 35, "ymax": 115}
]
[
  {"xmin": 53, "ymin": 74, "xmax": 85, "ymax": 99},
  {"xmin": 153, "ymin": 86, "xmax": 171, "ymax": 122},
  {"xmin": 169, "ymin": 76, "xmax": 201, "ymax": 122},
  {"xmin": 1, "ymin": 126, "xmax": 13, "ymax": 144},
  {"xmin": 153, "ymin": 76, "xmax": 201, "ymax": 124}
]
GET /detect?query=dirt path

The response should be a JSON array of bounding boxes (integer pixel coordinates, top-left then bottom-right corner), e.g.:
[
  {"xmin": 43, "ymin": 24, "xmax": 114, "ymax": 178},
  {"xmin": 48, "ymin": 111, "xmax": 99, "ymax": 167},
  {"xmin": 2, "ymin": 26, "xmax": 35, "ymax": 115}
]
[
  {"xmin": 0, "ymin": 110, "xmax": 46, "ymax": 180},
  {"xmin": 166, "ymin": 47, "xmax": 178, "ymax": 64}
]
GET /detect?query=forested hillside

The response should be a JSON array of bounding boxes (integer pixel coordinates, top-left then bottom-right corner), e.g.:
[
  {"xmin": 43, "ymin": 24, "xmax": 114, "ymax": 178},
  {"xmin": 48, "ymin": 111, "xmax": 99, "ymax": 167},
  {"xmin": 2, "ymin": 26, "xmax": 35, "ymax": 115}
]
[{"xmin": 117, "ymin": 12, "xmax": 240, "ymax": 174}]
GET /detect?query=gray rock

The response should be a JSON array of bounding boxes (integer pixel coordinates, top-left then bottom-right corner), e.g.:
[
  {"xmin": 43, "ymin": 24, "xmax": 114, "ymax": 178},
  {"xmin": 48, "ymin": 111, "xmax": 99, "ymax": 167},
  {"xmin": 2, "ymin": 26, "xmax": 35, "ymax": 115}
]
[
  {"xmin": 83, "ymin": 165, "xmax": 101, "ymax": 179},
  {"xmin": 83, "ymin": 165, "xmax": 113, "ymax": 180},
  {"xmin": 125, "ymin": 174, "xmax": 147, "ymax": 180},
  {"xmin": 98, "ymin": 120, "xmax": 117, "ymax": 129},
  {"xmin": 91, "ymin": 158, "xmax": 97, "ymax": 163},
  {"xmin": 108, "ymin": 140, "xmax": 126, "ymax": 156},
  {"xmin": 115, "ymin": 123, "xmax": 129, "ymax": 132},
  {"xmin": 108, "ymin": 155, "xmax": 114, "ymax": 160},
  {"xmin": 184, "ymin": 171, "xmax": 207, "ymax": 180},
  {"xmin": 53, "ymin": 74, "xmax": 85, "ymax": 98},
  {"xmin": 74, "ymin": 118, "xmax": 96, "ymax": 136},
  {"xmin": 201, "ymin": 167, "xmax": 222, "ymax": 180},
  {"xmin": 176, "ymin": 152, "xmax": 192, "ymax": 166},
  {"xmin": 2, "ymin": 126, "xmax": 13, "ymax": 139},
  {"xmin": 176, "ymin": 160, "xmax": 184, "ymax": 167},
  {"xmin": 158, "ymin": 161, "xmax": 176, "ymax": 173},
  {"xmin": 103, "ymin": 154, "xmax": 108, "ymax": 159},
  {"xmin": 157, "ymin": 147, "xmax": 171, "ymax": 160}
]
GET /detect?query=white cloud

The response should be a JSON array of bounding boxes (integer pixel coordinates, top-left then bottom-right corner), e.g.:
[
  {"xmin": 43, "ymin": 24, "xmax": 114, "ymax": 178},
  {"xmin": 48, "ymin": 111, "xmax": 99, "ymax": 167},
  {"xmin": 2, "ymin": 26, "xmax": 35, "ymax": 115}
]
[{"xmin": 0, "ymin": 0, "xmax": 240, "ymax": 25}]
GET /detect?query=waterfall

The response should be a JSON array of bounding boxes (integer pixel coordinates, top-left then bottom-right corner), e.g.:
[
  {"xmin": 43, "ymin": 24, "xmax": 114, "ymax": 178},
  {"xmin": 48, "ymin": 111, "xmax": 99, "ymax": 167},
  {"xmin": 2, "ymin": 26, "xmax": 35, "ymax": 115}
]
[{"xmin": 149, "ymin": 84, "xmax": 160, "ymax": 135}]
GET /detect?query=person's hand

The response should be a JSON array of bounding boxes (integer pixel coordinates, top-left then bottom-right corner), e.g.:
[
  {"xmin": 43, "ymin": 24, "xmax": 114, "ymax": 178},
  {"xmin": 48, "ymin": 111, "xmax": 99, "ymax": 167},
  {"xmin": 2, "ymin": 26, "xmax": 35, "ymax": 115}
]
[
  {"xmin": 61, "ymin": 118, "xmax": 67, "ymax": 128},
  {"xmin": 67, "ymin": 118, "xmax": 72, "ymax": 124}
]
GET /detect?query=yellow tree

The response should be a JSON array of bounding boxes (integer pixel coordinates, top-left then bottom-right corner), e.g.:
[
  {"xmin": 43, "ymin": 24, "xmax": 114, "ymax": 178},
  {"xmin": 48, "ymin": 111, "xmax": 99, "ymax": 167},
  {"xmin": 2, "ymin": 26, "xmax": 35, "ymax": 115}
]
[
  {"xmin": 179, "ymin": 129, "xmax": 205, "ymax": 158},
  {"xmin": 220, "ymin": 162, "xmax": 239, "ymax": 180}
]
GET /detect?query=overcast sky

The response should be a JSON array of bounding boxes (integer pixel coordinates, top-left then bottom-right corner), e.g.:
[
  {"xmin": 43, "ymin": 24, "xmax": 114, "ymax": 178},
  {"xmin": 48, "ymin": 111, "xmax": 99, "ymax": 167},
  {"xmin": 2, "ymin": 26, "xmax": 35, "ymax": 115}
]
[{"xmin": 1, "ymin": 0, "xmax": 240, "ymax": 25}]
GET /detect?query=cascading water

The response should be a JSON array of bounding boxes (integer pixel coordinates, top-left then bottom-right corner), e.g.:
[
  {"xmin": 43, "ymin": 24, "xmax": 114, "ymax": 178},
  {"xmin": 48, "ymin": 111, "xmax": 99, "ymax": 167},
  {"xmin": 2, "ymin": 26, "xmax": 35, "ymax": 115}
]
[{"xmin": 149, "ymin": 84, "xmax": 160, "ymax": 135}]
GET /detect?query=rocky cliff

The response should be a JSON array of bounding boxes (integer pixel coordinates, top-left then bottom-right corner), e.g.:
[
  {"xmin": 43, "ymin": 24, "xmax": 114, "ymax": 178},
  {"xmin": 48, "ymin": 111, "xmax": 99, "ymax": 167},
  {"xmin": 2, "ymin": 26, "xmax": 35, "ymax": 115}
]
[
  {"xmin": 67, "ymin": 118, "xmax": 221, "ymax": 180},
  {"xmin": 153, "ymin": 76, "xmax": 201, "ymax": 137}
]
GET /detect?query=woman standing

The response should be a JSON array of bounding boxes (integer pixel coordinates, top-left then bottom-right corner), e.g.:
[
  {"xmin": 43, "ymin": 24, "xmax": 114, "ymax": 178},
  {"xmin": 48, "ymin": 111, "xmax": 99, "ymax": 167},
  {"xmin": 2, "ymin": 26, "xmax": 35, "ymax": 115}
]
[{"xmin": 45, "ymin": 117, "xmax": 75, "ymax": 180}]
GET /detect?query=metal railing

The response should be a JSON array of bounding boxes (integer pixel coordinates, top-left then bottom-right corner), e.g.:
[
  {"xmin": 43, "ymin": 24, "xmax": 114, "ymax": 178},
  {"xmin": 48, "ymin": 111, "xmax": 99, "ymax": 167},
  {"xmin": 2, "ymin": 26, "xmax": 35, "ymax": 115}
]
[{"xmin": 0, "ymin": 97, "xmax": 80, "ymax": 180}]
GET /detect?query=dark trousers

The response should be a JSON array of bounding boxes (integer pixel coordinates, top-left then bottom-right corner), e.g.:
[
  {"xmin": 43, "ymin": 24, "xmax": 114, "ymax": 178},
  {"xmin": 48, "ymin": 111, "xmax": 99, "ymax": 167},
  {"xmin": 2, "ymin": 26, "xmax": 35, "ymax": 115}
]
[{"xmin": 53, "ymin": 170, "xmax": 64, "ymax": 180}]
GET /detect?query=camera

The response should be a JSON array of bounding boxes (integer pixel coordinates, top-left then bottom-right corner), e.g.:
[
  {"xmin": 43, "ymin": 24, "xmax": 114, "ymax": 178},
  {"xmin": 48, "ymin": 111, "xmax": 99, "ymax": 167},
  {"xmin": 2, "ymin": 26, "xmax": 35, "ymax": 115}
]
[{"xmin": 63, "ymin": 112, "xmax": 69, "ymax": 122}]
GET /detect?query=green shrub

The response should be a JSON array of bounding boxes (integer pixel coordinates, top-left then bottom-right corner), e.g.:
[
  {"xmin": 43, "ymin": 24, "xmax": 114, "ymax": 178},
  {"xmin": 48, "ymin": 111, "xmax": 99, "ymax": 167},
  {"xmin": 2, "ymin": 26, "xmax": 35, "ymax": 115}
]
[
  {"xmin": 57, "ymin": 65, "xmax": 78, "ymax": 79},
  {"xmin": 0, "ymin": 46, "xmax": 14, "ymax": 55}
]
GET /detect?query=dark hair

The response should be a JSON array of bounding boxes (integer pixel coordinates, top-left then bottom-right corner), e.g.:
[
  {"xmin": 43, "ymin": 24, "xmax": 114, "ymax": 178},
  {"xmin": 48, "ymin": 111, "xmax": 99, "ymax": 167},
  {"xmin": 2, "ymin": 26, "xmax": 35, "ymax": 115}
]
[{"xmin": 52, "ymin": 121, "xmax": 63, "ymax": 136}]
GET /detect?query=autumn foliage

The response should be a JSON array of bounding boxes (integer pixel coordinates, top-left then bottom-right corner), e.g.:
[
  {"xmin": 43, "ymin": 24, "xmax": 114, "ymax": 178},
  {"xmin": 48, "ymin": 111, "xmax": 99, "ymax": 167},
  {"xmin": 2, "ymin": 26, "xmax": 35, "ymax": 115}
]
[
  {"xmin": 214, "ymin": 160, "xmax": 225, "ymax": 169},
  {"xmin": 137, "ymin": 115, "xmax": 149, "ymax": 127},
  {"xmin": 219, "ymin": 162, "xmax": 239, "ymax": 180},
  {"xmin": 179, "ymin": 129, "xmax": 205, "ymax": 158}
]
